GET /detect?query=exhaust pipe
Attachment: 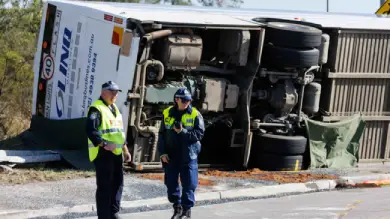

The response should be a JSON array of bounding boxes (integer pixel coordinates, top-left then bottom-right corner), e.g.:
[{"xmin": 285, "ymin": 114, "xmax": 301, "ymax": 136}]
[{"xmin": 135, "ymin": 59, "xmax": 164, "ymax": 162}]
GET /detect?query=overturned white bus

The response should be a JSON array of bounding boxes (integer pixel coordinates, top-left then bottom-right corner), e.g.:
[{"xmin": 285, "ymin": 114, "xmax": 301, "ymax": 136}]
[{"xmin": 31, "ymin": 0, "xmax": 388, "ymax": 171}]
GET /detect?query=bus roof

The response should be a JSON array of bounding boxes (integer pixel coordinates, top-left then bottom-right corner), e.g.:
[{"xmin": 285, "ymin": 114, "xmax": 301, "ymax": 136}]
[{"xmin": 49, "ymin": 0, "xmax": 390, "ymax": 31}]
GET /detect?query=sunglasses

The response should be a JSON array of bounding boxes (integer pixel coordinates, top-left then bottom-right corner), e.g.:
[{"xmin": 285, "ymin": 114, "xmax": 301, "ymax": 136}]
[{"xmin": 180, "ymin": 98, "xmax": 190, "ymax": 103}]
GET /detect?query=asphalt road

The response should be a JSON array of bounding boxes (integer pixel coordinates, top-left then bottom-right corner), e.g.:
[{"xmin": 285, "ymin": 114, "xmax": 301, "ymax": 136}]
[{"xmin": 111, "ymin": 187, "xmax": 390, "ymax": 219}]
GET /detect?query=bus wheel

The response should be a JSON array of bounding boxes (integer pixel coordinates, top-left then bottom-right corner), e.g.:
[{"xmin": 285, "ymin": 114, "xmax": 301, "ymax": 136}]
[
  {"xmin": 265, "ymin": 22, "xmax": 322, "ymax": 48},
  {"xmin": 262, "ymin": 44, "xmax": 320, "ymax": 68}
]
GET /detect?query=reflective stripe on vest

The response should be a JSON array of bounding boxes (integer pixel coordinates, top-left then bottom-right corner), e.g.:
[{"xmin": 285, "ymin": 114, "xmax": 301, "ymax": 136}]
[
  {"xmin": 88, "ymin": 143, "xmax": 123, "ymax": 149},
  {"xmin": 87, "ymin": 100, "xmax": 125, "ymax": 162},
  {"xmin": 162, "ymin": 106, "xmax": 198, "ymax": 129}
]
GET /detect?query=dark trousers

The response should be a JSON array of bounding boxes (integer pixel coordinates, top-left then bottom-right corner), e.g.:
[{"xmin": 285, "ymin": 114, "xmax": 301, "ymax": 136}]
[
  {"xmin": 93, "ymin": 149, "xmax": 124, "ymax": 219},
  {"xmin": 163, "ymin": 159, "xmax": 198, "ymax": 209}
]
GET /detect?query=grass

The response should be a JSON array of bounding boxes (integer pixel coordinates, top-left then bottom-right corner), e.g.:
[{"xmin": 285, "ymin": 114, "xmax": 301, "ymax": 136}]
[
  {"xmin": 0, "ymin": 161, "xmax": 96, "ymax": 185},
  {"xmin": 0, "ymin": 167, "xmax": 95, "ymax": 185}
]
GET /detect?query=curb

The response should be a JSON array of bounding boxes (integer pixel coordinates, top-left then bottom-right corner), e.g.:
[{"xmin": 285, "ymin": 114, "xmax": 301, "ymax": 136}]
[
  {"xmin": 339, "ymin": 174, "xmax": 390, "ymax": 184},
  {"xmin": 335, "ymin": 174, "xmax": 390, "ymax": 187},
  {"xmin": 0, "ymin": 179, "xmax": 339, "ymax": 219}
]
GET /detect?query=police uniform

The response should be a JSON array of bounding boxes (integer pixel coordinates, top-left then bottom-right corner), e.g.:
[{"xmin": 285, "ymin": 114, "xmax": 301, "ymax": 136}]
[
  {"xmin": 158, "ymin": 88, "xmax": 205, "ymax": 219},
  {"xmin": 86, "ymin": 81, "xmax": 126, "ymax": 219}
]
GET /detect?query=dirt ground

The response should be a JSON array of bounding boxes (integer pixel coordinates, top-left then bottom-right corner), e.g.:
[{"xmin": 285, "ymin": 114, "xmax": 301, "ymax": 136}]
[
  {"xmin": 1, "ymin": 167, "xmax": 339, "ymax": 186},
  {"xmin": 138, "ymin": 173, "xmax": 216, "ymax": 186},
  {"xmin": 0, "ymin": 135, "xmax": 337, "ymax": 186},
  {"xmin": 202, "ymin": 169, "xmax": 339, "ymax": 184},
  {"xmin": 137, "ymin": 168, "xmax": 339, "ymax": 186}
]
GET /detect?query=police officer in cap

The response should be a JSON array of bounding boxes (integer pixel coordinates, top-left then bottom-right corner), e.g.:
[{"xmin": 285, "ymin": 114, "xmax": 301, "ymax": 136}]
[
  {"xmin": 158, "ymin": 87, "xmax": 205, "ymax": 219},
  {"xmin": 86, "ymin": 81, "xmax": 131, "ymax": 219}
]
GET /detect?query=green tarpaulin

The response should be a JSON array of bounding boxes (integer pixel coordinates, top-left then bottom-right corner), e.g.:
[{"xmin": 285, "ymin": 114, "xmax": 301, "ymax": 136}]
[{"xmin": 304, "ymin": 113, "xmax": 366, "ymax": 169}]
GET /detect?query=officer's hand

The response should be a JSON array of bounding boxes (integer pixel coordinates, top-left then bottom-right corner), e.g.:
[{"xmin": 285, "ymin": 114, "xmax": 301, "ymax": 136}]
[
  {"xmin": 161, "ymin": 155, "xmax": 169, "ymax": 163},
  {"xmin": 173, "ymin": 123, "xmax": 182, "ymax": 133},
  {"xmin": 124, "ymin": 151, "xmax": 131, "ymax": 162},
  {"xmin": 104, "ymin": 143, "xmax": 116, "ymax": 151}
]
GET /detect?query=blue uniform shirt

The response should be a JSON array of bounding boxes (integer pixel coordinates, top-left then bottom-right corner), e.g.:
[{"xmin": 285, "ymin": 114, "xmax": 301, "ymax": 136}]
[{"xmin": 157, "ymin": 104, "xmax": 205, "ymax": 162}]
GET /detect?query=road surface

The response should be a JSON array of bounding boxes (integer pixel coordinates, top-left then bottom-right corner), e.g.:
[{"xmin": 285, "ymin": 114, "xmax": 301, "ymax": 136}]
[{"xmin": 112, "ymin": 187, "xmax": 390, "ymax": 219}]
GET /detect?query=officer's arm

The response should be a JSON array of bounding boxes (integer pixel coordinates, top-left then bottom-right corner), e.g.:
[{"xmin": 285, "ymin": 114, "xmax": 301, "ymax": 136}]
[
  {"xmin": 86, "ymin": 107, "xmax": 104, "ymax": 147},
  {"xmin": 180, "ymin": 113, "xmax": 205, "ymax": 142},
  {"xmin": 157, "ymin": 115, "xmax": 167, "ymax": 157}
]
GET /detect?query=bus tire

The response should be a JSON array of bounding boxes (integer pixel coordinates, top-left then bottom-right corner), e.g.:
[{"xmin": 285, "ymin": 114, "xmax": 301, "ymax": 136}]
[
  {"xmin": 262, "ymin": 44, "xmax": 320, "ymax": 68},
  {"xmin": 259, "ymin": 153, "xmax": 304, "ymax": 171},
  {"xmin": 259, "ymin": 133, "xmax": 307, "ymax": 155},
  {"xmin": 265, "ymin": 22, "xmax": 322, "ymax": 48}
]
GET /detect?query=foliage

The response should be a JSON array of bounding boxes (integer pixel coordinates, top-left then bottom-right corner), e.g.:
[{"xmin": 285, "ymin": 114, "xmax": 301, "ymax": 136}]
[{"xmin": 0, "ymin": 0, "xmax": 43, "ymax": 139}]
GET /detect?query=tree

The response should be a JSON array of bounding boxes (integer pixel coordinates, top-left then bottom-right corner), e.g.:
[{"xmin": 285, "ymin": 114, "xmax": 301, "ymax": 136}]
[{"xmin": 0, "ymin": 0, "xmax": 43, "ymax": 139}]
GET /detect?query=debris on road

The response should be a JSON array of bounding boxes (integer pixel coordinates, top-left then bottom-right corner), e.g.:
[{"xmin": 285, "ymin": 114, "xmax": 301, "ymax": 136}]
[
  {"xmin": 336, "ymin": 181, "xmax": 381, "ymax": 189},
  {"xmin": 0, "ymin": 150, "xmax": 61, "ymax": 164},
  {"xmin": 0, "ymin": 165, "xmax": 13, "ymax": 173}
]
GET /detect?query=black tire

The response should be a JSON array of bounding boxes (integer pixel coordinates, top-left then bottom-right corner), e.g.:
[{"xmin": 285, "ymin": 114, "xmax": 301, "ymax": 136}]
[
  {"xmin": 260, "ymin": 134, "xmax": 307, "ymax": 155},
  {"xmin": 262, "ymin": 44, "xmax": 319, "ymax": 68},
  {"xmin": 265, "ymin": 22, "xmax": 322, "ymax": 48},
  {"xmin": 259, "ymin": 153, "xmax": 303, "ymax": 171}
]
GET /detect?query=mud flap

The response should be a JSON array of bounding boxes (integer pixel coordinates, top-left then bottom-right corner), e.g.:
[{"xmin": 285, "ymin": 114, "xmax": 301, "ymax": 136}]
[{"xmin": 242, "ymin": 131, "xmax": 253, "ymax": 168}]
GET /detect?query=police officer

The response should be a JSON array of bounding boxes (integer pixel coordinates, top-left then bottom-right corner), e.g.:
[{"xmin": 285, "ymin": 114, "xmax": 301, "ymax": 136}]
[
  {"xmin": 86, "ymin": 81, "xmax": 131, "ymax": 219},
  {"xmin": 158, "ymin": 88, "xmax": 205, "ymax": 219}
]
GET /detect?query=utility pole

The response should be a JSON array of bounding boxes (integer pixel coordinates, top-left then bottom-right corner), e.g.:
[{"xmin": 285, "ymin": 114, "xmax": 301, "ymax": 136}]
[{"xmin": 326, "ymin": 0, "xmax": 329, "ymax": 12}]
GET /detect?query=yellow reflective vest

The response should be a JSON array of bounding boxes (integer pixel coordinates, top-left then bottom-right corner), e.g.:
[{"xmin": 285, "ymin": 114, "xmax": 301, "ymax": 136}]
[
  {"xmin": 162, "ymin": 106, "xmax": 198, "ymax": 129},
  {"xmin": 87, "ymin": 99, "xmax": 125, "ymax": 162}
]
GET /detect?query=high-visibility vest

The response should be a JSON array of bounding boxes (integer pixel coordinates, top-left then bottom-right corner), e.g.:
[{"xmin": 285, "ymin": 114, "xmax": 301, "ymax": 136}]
[
  {"xmin": 162, "ymin": 106, "xmax": 198, "ymax": 130},
  {"xmin": 87, "ymin": 99, "xmax": 125, "ymax": 162}
]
